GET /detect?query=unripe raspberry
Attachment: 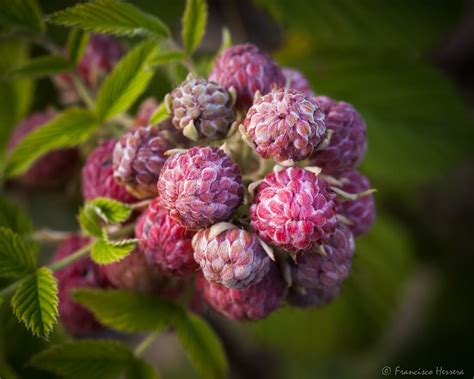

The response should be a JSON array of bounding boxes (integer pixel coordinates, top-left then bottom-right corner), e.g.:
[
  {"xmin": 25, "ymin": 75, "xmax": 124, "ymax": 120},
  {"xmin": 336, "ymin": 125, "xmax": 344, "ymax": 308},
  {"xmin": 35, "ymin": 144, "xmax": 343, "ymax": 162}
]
[
  {"xmin": 134, "ymin": 97, "xmax": 160, "ymax": 127},
  {"xmin": 209, "ymin": 44, "xmax": 285, "ymax": 109},
  {"xmin": 335, "ymin": 170, "xmax": 375, "ymax": 237},
  {"xmin": 292, "ymin": 225, "xmax": 355, "ymax": 290},
  {"xmin": 53, "ymin": 236, "xmax": 110, "ymax": 336},
  {"xmin": 53, "ymin": 35, "xmax": 124, "ymax": 104},
  {"xmin": 8, "ymin": 110, "xmax": 78, "ymax": 187},
  {"xmin": 82, "ymin": 139, "xmax": 137, "ymax": 203},
  {"xmin": 168, "ymin": 76, "xmax": 236, "ymax": 141},
  {"xmin": 158, "ymin": 146, "xmax": 244, "ymax": 230},
  {"xmin": 135, "ymin": 199, "xmax": 197, "ymax": 277},
  {"xmin": 101, "ymin": 249, "xmax": 166, "ymax": 293},
  {"xmin": 134, "ymin": 97, "xmax": 189, "ymax": 147},
  {"xmin": 113, "ymin": 126, "xmax": 172, "ymax": 199},
  {"xmin": 310, "ymin": 96, "xmax": 367, "ymax": 174},
  {"xmin": 196, "ymin": 264, "xmax": 287, "ymax": 320},
  {"xmin": 287, "ymin": 286, "xmax": 340, "ymax": 308},
  {"xmin": 192, "ymin": 225, "xmax": 271, "ymax": 289},
  {"xmin": 250, "ymin": 167, "xmax": 337, "ymax": 252},
  {"xmin": 282, "ymin": 68, "xmax": 315, "ymax": 97},
  {"xmin": 243, "ymin": 88, "xmax": 326, "ymax": 163}
]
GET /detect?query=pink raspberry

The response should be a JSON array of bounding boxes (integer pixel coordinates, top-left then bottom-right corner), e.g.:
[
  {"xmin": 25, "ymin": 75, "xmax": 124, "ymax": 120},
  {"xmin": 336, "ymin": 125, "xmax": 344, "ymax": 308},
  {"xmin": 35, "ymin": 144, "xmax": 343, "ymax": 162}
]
[
  {"xmin": 291, "ymin": 224, "xmax": 355, "ymax": 289},
  {"xmin": 282, "ymin": 67, "xmax": 315, "ymax": 97},
  {"xmin": 192, "ymin": 226, "xmax": 271, "ymax": 289},
  {"xmin": 157, "ymin": 146, "xmax": 244, "ymax": 230},
  {"xmin": 250, "ymin": 167, "xmax": 337, "ymax": 253},
  {"xmin": 168, "ymin": 76, "xmax": 236, "ymax": 140},
  {"xmin": 53, "ymin": 35, "xmax": 124, "ymax": 104},
  {"xmin": 81, "ymin": 139, "xmax": 137, "ymax": 203},
  {"xmin": 135, "ymin": 199, "xmax": 197, "ymax": 277},
  {"xmin": 287, "ymin": 286, "xmax": 340, "ymax": 308},
  {"xmin": 53, "ymin": 236, "xmax": 110, "ymax": 336},
  {"xmin": 209, "ymin": 44, "xmax": 285, "ymax": 109},
  {"xmin": 335, "ymin": 170, "xmax": 376, "ymax": 237},
  {"xmin": 196, "ymin": 264, "xmax": 287, "ymax": 320},
  {"xmin": 113, "ymin": 126, "xmax": 172, "ymax": 199},
  {"xmin": 101, "ymin": 249, "xmax": 166, "ymax": 293},
  {"xmin": 243, "ymin": 88, "xmax": 326, "ymax": 163},
  {"xmin": 8, "ymin": 110, "xmax": 78, "ymax": 187},
  {"xmin": 310, "ymin": 96, "xmax": 367, "ymax": 174}
]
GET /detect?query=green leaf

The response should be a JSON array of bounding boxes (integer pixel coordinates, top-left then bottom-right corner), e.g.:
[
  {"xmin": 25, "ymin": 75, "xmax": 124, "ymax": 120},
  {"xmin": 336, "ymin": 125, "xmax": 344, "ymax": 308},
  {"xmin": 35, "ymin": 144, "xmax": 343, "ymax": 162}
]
[
  {"xmin": 149, "ymin": 50, "xmax": 186, "ymax": 66},
  {"xmin": 126, "ymin": 358, "xmax": 159, "ymax": 379},
  {"xmin": 175, "ymin": 313, "xmax": 228, "ymax": 379},
  {"xmin": 7, "ymin": 55, "xmax": 72, "ymax": 79},
  {"xmin": 73, "ymin": 289, "xmax": 181, "ymax": 332},
  {"xmin": 182, "ymin": 0, "xmax": 208, "ymax": 54},
  {"xmin": 0, "ymin": 227, "xmax": 36, "ymax": 278},
  {"xmin": 0, "ymin": 0, "xmax": 44, "ymax": 33},
  {"xmin": 90, "ymin": 237, "xmax": 137, "ymax": 265},
  {"xmin": 0, "ymin": 196, "xmax": 33, "ymax": 235},
  {"xmin": 11, "ymin": 267, "xmax": 58, "ymax": 338},
  {"xmin": 5, "ymin": 108, "xmax": 98, "ymax": 177},
  {"xmin": 48, "ymin": 0, "xmax": 170, "ymax": 39},
  {"xmin": 78, "ymin": 205, "xmax": 102, "ymax": 237},
  {"xmin": 96, "ymin": 40, "xmax": 158, "ymax": 121},
  {"xmin": 67, "ymin": 29, "xmax": 90, "ymax": 64},
  {"xmin": 79, "ymin": 198, "xmax": 132, "ymax": 237},
  {"xmin": 149, "ymin": 101, "xmax": 169, "ymax": 125},
  {"xmin": 89, "ymin": 197, "xmax": 132, "ymax": 223},
  {"xmin": 0, "ymin": 38, "xmax": 34, "ymax": 152},
  {"xmin": 30, "ymin": 340, "xmax": 136, "ymax": 379}
]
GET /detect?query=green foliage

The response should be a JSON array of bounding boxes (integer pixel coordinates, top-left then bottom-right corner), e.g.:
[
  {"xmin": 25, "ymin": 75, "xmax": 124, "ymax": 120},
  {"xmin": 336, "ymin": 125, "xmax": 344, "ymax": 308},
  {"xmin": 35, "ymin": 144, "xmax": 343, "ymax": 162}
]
[
  {"xmin": 182, "ymin": 0, "xmax": 208, "ymax": 54},
  {"xmin": 0, "ymin": 0, "xmax": 44, "ymax": 33},
  {"xmin": 6, "ymin": 55, "xmax": 72, "ymax": 78},
  {"xmin": 0, "ymin": 228, "xmax": 36, "ymax": 278},
  {"xmin": 91, "ymin": 235, "xmax": 137, "ymax": 265},
  {"xmin": 30, "ymin": 340, "xmax": 141, "ymax": 379},
  {"xmin": 75, "ymin": 289, "xmax": 228, "ymax": 378},
  {"xmin": 48, "ymin": 0, "xmax": 170, "ymax": 39},
  {"xmin": 96, "ymin": 40, "xmax": 158, "ymax": 121},
  {"xmin": 0, "ymin": 38, "xmax": 34, "ymax": 152},
  {"xmin": 175, "ymin": 312, "xmax": 228, "ymax": 379},
  {"xmin": 126, "ymin": 358, "xmax": 159, "ymax": 379},
  {"xmin": 149, "ymin": 101, "xmax": 169, "ymax": 124},
  {"xmin": 0, "ymin": 196, "xmax": 33, "ymax": 235},
  {"xmin": 11, "ymin": 267, "xmax": 58, "ymax": 339},
  {"xmin": 74, "ymin": 289, "xmax": 180, "ymax": 332},
  {"xmin": 67, "ymin": 29, "xmax": 90, "ymax": 64},
  {"xmin": 5, "ymin": 108, "xmax": 98, "ymax": 177},
  {"xmin": 150, "ymin": 50, "xmax": 187, "ymax": 66}
]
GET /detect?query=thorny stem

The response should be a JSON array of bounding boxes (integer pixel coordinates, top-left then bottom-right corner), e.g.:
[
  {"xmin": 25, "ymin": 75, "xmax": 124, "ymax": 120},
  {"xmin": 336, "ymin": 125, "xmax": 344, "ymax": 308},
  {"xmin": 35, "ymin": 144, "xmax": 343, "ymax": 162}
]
[
  {"xmin": 32, "ymin": 229, "xmax": 76, "ymax": 243},
  {"xmin": 134, "ymin": 331, "xmax": 160, "ymax": 356}
]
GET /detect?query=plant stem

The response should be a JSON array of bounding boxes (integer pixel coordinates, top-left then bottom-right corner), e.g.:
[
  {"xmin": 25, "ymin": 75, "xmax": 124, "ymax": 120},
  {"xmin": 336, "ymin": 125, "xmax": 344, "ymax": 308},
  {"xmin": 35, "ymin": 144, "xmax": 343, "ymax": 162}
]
[
  {"xmin": 71, "ymin": 73, "xmax": 95, "ymax": 110},
  {"xmin": 130, "ymin": 199, "xmax": 151, "ymax": 210},
  {"xmin": 31, "ymin": 229, "xmax": 76, "ymax": 243},
  {"xmin": 48, "ymin": 242, "xmax": 94, "ymax": 273},
  {"xmin": 134, "ymin": 331, "xmax": 160, "ymax": 356}
]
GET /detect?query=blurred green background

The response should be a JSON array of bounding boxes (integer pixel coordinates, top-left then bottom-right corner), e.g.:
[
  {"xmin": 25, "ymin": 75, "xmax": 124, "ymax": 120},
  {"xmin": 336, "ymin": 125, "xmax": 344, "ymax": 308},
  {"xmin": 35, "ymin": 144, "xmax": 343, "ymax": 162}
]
[{"xmin": 1, "ymin": 1, "xmax": 474, "ymax": 378}]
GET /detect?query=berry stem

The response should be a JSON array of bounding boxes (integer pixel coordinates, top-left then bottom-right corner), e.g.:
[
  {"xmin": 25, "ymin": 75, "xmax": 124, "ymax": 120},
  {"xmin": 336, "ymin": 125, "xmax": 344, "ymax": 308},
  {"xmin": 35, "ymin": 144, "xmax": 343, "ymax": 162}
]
[
  {"xmin": 71, "ymin": 73, "xmax": 96, "ymax": 110},
  {"xmin": 48, "ymin": 241, "xmax": 94, "ymax": 273},
  {"xmin": 134, "ymin": 331, "xmax": 160, "ymax": 356}
]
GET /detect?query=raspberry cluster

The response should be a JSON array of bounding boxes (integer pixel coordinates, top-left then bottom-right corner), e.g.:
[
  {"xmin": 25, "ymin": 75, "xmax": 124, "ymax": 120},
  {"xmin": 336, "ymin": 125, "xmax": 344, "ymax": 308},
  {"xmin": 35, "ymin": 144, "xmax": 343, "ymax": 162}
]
[{"xmin": 42, "ymin": 41, "xmax": 376, "ymax": 334}]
